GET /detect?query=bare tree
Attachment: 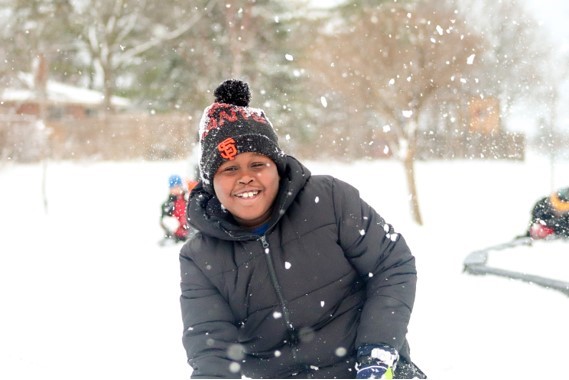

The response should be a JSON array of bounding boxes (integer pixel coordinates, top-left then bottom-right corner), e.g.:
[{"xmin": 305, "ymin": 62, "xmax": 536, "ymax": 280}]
[
  {"xmin": 66, "ymin": 0, "xmax": 219, "ymax": 112},
  {"xmin": 305, "ymin": 0, "xmax": 483, "ymax": 224}
]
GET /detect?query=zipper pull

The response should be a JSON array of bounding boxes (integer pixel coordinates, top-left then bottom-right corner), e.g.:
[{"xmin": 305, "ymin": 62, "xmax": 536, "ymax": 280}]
[{"xmin": 260, "ymin": 235, "xmax": 270, "ymax": 252}]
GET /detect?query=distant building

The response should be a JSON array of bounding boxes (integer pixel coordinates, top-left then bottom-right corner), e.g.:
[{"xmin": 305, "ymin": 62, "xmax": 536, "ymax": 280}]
[
  {"xmin": 0, "ymin": 67, "xmax": 136, "ymax": 161},
  {"xmin": 416, "ymin": 96, "xmax": 525, "ymax": 161},
  {"xmin": 0, "ymin": 72, "xmax": 131, "ymax": 120},
  {"xmin": 469, "ymin": 97, "xmax": 500, "ymax": 135}
]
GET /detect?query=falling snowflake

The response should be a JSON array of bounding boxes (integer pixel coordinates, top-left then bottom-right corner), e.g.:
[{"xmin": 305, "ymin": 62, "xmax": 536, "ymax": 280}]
[
  {"xmin": 229, "ymin": 362, "xmax": 241, "ymax": 373},
  {"xmin": 320, "ymin": 96, "xmax": 328, "ymax": 108},
  {"xmin": 335, "ymin": 347, "xmax": 348, "ymax": 357},
  {"xmin": 285, "ymin": 261, "xmax": 292, "ymax": 269}
]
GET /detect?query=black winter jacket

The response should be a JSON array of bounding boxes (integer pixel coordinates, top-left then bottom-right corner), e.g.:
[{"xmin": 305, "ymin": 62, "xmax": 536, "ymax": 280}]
[{"xmin": 180, "ymin": 156, "xmax": 417, "ymax": 378}]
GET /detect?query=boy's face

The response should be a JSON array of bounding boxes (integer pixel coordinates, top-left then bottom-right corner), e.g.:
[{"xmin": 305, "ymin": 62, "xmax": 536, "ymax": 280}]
[{"xmin": 213, "ymin": 152, "xmax": 280, "ymax": 228}]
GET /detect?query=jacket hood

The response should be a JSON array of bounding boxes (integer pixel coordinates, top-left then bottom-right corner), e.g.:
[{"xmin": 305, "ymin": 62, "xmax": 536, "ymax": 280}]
[{"xmin": 187, "ymin": 155, "xmax": 311, "ymax": 240}]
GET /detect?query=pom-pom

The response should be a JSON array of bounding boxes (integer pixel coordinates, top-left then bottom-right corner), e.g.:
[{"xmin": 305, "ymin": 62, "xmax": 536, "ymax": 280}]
[{"xmin": 214, "ymin": 79, "xmax": 251, "ymax": 106}]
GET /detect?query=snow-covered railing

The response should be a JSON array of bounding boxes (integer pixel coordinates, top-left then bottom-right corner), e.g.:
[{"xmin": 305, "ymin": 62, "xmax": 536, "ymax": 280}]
[{"xmin": 463, "ymin": 237, "xmax": 569, "ymax": 297}]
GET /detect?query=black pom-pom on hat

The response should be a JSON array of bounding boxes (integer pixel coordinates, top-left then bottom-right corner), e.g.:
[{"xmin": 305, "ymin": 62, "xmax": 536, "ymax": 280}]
[{"xmin": 214, "ymin": 79, "xmax": 251, "ymax": 106}]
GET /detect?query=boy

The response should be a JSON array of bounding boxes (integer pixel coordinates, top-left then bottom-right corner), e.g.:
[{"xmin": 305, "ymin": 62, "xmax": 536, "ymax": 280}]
[{"xmin": 179, "ymin": 79, "xmax": 425, "ymax": 379}]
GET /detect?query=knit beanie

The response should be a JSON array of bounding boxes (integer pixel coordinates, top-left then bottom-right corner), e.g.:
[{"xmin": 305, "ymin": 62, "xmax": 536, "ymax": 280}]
[
  {"xmin": 198, "ymin": 79, "xmax": 286, "ymax": 194},
  {"xmin": 168, "ymin": 174, "xmax": 183, "ymax": 189}
]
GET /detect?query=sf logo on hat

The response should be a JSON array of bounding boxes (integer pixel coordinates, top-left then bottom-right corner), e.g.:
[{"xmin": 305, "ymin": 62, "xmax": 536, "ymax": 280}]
[{"xmin": 218, "ymin": 137, "xmax": 238, "ymax": 160}]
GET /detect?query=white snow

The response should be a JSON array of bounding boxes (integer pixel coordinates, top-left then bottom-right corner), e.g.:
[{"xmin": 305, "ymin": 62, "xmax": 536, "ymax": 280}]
[{"xmin": 1, "ymin": 152, "xmax": 568, "ymax": 379}]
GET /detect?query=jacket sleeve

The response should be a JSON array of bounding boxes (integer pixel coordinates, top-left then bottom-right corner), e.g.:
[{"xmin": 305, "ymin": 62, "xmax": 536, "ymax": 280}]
[
  {"xmin": 179, "ymin": 241, "xmax": 241, "ymax": 379},
  {"xmin": 332, "ymin": 178, "xmax": 417, "ymax": 354}
]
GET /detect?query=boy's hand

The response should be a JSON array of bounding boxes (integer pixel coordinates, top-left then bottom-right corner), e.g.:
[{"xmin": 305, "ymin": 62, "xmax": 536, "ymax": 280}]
[{"xmin": 355, "ymin": 344, "xmax": 399, "ymax": 379}]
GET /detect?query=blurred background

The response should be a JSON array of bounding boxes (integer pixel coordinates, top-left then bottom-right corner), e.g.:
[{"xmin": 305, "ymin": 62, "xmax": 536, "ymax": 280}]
[{"xmin": 1, "ymin": 0, "xmax": 568, "ymax": 224}]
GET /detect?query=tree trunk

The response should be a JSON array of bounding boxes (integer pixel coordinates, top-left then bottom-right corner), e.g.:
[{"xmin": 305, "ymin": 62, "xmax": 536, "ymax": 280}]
[
  {"xmin": 34, "ymin": 53, "xmax": 50, "ymax": 214},
  {"xmin": 103, "ymin": 64, "xmax": 114, "ymax": 114},
  {"xmin": 403, "ymin": 135, "xmax": 423, "ymax": 225}
]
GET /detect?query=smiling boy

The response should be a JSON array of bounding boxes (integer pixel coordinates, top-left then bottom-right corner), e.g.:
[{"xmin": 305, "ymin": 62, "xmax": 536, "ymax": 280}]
[{"xmin": 179, "ymin": 79, "xmax": 425, "ymax": 379}]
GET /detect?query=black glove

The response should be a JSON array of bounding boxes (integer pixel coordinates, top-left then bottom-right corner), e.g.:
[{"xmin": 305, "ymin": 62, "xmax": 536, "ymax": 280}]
[{"xmin": 355, "ymin": 343, "xmax": 399, "ymax": 379}]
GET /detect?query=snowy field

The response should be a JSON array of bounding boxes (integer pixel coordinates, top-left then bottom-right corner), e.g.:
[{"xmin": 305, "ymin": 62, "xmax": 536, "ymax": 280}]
[{"xmin": 1, "ymin": 152, "xmax": 568, "ymax": 379}]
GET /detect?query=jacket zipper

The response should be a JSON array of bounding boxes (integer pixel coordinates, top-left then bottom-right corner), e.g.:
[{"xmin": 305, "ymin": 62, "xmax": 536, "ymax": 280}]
[{"xmin": 259, "ymin": 235, "xmax": 299, "ymax": 355}]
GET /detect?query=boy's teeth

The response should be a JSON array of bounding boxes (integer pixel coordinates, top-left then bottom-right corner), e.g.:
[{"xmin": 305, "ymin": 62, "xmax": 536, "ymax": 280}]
[{"xmin": 238, "ymin": 191, "xmax": 258, "ymax": 198}]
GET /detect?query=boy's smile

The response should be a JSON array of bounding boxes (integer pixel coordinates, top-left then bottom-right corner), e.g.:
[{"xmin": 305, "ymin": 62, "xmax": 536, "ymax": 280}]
[{"xmin": 213, "ymin": 152, "xmax": 280, "ymax": 228}]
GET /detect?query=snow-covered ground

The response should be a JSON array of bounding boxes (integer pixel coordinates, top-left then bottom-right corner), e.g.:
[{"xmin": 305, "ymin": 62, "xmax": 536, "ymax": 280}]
[{"xmin": 1, "ymin": 153, "xmax": 568, "ymax": 379}]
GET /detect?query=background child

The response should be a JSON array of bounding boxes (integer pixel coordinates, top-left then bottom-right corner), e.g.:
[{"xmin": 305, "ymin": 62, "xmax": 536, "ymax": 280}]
[
  {"xmin": 528, "ymin": 187, "xmax": 569, "ymax": 239},
  {"xmin": 160, "ymin": 174, "xmax": 190, "ymax": 243}
]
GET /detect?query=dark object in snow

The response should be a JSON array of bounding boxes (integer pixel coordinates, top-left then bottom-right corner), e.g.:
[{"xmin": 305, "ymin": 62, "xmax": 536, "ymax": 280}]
[{"xmin": 525, "ymin": 187, "xmax": 569, "ymax": 239}]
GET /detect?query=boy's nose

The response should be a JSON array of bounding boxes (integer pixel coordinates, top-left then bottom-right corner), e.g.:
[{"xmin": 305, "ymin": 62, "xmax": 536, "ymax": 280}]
[{"xmin": 238, "ymin": 176, "xmax": 254, "ymax": 185}]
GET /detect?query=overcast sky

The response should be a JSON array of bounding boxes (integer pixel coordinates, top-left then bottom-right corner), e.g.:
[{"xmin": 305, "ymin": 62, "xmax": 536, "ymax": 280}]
[{"xmin": 525, "ymin": 0, "xmax": 569, "ymax": 52}]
